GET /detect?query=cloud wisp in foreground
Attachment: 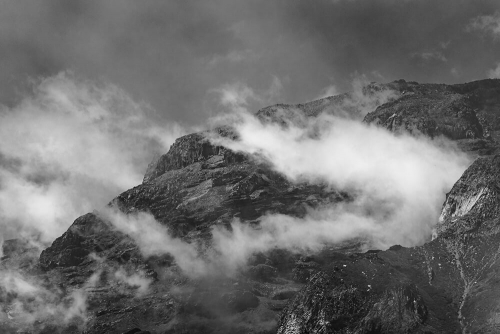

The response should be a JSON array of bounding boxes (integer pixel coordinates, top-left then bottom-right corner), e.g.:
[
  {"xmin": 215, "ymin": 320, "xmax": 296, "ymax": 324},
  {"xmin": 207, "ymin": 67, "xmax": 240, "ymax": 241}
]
[{"xmin": 0, "ymin": 269, "xmax": 99, "ymax": 330}]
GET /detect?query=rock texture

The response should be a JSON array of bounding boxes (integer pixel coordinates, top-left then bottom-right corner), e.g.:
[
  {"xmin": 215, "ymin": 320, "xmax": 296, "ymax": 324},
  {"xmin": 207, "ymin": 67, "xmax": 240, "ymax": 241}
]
[
  {"xmin": 3, "ymin": 79, "xmax": 500, "ymax": 333},
  {"xmin": 364, "ymin": 79, "xmax": 500, "ymax": 156}
]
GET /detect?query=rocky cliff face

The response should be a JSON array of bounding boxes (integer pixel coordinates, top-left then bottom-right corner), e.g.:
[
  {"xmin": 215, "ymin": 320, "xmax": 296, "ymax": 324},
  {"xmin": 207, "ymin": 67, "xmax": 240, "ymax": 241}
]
[
  {"xmin": 3, "ymin": 79, "xmax": 500, "ymax": 333},
  {"xmin": 363, "ymin": 79, "xmax": 500, "ymax": 156}
]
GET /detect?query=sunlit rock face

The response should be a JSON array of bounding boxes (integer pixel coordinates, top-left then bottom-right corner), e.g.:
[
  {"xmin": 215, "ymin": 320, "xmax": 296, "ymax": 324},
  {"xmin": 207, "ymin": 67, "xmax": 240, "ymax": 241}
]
[
  {"xmin": 438, "ymin": 155, "xmax": 500, "ymax": 226},
  {"xmin": 4, "ymin": 79, "xmax": 500, "ymax": 333}
]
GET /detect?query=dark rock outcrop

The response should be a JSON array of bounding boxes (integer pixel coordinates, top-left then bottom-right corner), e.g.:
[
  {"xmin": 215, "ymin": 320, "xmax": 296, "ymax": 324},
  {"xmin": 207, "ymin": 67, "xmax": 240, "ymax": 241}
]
[
  {"xmin": 364, "ymin": 79, "xmax": 500, "ymax": 156},
  {"xmin": 142, "ymin": 127, "xmax": 242, "ymax": 183}
]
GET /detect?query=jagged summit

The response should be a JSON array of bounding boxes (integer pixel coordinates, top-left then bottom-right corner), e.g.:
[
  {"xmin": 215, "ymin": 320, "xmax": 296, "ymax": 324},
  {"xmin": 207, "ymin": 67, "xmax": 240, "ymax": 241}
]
[
  {"xmin": 142, "ymin": 126, "xmax": 240, "ymax": 183},
  {"xmin": 4, "ymin": 78, "xmax": 500, "ymax": 333}
]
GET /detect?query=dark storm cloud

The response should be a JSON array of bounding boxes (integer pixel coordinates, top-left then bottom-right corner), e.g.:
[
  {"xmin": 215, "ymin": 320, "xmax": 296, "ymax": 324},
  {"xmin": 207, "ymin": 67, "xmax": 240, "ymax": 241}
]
[{"xmin": 1, "ymin": 0, "xmax": 500, "ymax": 125}]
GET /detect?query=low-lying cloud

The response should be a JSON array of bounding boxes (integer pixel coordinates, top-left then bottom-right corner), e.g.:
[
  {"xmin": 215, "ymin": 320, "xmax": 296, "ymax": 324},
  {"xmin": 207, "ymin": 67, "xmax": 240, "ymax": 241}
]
[
  {"xmin": 100, "ymin": 91, "xmax": 470, "ymax": 278},
  {"xmin": 336, "ymin": 74, "xmax": 399, "ymax": 118},
  {"xmin": 102, "ymin": 208, "xmax": 208, "ymax": 277},
  {"xmin": 213, "ymin": 111, "xmax": 469, "ymax": 250},
  {"xmin": 0, "ymin": 73, "xmax": 183, "ymax": 329},
  {"xmin": 0, "ymin": 269, "xmax": 98, "ymax": 330},
  {"xmin": 86, "ymin": 77, "xmax": 471, "ymax": 281},
  {"xmin": 0, "ymin": 73, "xmax": 472, "ymax": 288},
  {"xmin": 114, "ymin": 267, "xmax": 152, "ymax": 296},
  {"xmin": 0, "ymin": 72, "xmax": 184, "ymax": 245},
  {"xmin": 467, "ymin": 11, "xmax": 500, "ymax": 39}
]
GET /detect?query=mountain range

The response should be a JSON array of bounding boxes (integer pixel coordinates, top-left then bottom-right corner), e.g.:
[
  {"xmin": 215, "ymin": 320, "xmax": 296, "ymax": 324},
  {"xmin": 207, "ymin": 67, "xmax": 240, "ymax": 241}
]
[{"xmin": 2, "ymin": 78, "xmax": 500, "ymax": 334}]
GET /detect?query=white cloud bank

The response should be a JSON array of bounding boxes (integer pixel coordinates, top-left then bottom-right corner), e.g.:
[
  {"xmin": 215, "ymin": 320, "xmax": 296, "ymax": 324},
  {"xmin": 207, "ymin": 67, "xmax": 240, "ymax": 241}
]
[
  {"xmin": 0, "ymin": 72, "xmax": 184, "ymax": 245},
  {"xmin": 467, "ymin": 11, "xmax": 500, "ymax": 39},
  {"xmin": 212, "ymin": 112, "xmax": 470, "ymax": 251},
  {"xmin": 0, "ymin": 73, "xmax": 183, "ymax": 329},
  {"xmin": 101, "ymin": 80, "xmax": 470, "ymax": 278}
]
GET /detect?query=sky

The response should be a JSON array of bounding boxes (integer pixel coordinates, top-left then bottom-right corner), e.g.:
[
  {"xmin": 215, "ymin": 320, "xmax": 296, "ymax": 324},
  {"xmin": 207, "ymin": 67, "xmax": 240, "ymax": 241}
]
[{"xmin": 1, "ymin": 0, "xmax": 500, "ymax": 126}]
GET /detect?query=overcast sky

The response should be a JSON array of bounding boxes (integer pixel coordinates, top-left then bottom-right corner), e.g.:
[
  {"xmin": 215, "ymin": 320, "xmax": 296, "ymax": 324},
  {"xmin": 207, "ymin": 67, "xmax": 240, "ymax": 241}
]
[{"xmin": 1, "ymin": 0, "xmax": 500, "ymax": 126}]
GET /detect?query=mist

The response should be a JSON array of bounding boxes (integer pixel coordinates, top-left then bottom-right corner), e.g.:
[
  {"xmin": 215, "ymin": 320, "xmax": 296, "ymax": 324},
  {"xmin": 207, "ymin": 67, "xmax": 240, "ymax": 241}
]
[
  {"xmin": 0, "ymin": 269, "xmax": 99, "ymax": 330},
  {"xmin": 0, "ymin": 72, "xmax": 472, "ymax": 318},
  {"xmin": 101, "ymin": 100, "xmax": 470, "ymax": 277},
  {"xmin": 0, "ymin": 72, "xmax": 185, "ymax": 328},
  {"xmin": 87, "ymin": 81, "xmax": 472, "ymax": 280},
  {"xmin": 0, "ymin": 2, "xmax": 498, "ymax": 331},
  {"xmin": 212, "ymin": 111, "xmax": 470, "ymax": 251},
  {"xmin": 101, "ymin": 208, "xmax": 209, "ymax": 277},
  {"xmin": 0, "ymin": 72, "xmax": 184, "ymax": 246}
]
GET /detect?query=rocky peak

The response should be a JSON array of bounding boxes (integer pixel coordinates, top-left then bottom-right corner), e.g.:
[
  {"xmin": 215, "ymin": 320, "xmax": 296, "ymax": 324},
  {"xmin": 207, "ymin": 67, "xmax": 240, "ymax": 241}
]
[{"xmin": 142, "ymin": 126, "xmax": 242, "ymax": 183}]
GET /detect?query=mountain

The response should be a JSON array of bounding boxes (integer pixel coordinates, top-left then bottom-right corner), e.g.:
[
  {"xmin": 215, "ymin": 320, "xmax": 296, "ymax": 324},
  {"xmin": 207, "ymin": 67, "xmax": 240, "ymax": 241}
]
[{"xmin": 2, "ymin": 79, "xmax": 500, "ymax": 333}]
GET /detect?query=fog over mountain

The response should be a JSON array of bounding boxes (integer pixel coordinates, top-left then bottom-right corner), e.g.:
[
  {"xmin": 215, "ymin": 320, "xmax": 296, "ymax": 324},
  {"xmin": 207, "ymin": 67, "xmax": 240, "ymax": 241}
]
[{"xmin": 2, "ymin": 1, "xmax": 500, "ymax": 333}]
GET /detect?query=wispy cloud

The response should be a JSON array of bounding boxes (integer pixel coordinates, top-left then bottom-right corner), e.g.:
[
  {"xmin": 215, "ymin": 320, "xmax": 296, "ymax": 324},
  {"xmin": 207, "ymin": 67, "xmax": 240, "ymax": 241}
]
[
  {"xmin": 467, "ymin": 11, "xmax": 500, "ymax": 39},
  {"xmin": 313, "ymin": 74, "xmax": 399, "ymax": 117},
  {"xmin": 313, "ymin": 84, "xmax": 340, "ymax": 100},
  {"xmin": 212, "ymin": 108, "xmax": 470, "ymax": 250},
  {"xmin": 101, "ymin": 89, "xmax": 470, "ymax": 280},
  {"xmin": 102, "ymin": 208, "xmax": 208, "ymax": 277},
  {"xmin": 210, "ymin": 75, "xmax": 283, "ymax": 113},
  {"xmin": 488, "ymin": 62, "xmax": 500, "ymax": 78},
  {"xmin": 114, "ymin": 268, "xmax": 152, "ymax": 296},
  {"xmin": 411, "ymin": 51, "xmax": 448, "ymax": 62},
  {"xmin": 0, "ymin": 269, "xmax": 99, "ymax": 330},
  {"xmin": 411, "ymin": 39, "xmax": 450, "ymax": 63},
  {"xmin": 451, "ymin": 67, "xmax": 461, "ymax": 78},
  {"xmin": 207, "ymin": 49, "xmax": 260, "ymax": 67},
  {"xmin": 0, "ymin": 72, "xmax": 184, "ymax": 244}
]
